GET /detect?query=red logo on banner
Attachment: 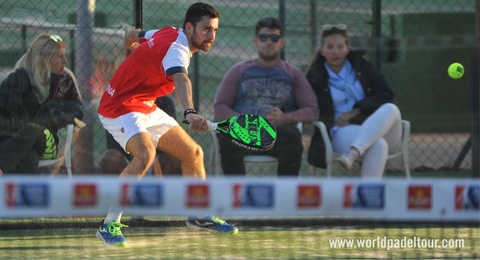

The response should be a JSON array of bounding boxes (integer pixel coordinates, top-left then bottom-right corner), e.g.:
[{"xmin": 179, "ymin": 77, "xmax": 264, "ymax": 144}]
[
  {"xmin": 408, "ymin": 185, "xmax": 432, "ymax": 209},
  {"xmin": 6, "ymin": 183, "xmax": 15, "ymax": 208},
  {"xmin": 297, "ymin": 185, "xmax": 321, "ymax": 208},
  {"xmin": 233, "ymin": 184, "xmax": 242, "ymax": 208},
  {"xmin": 121, "ymin": 184, "xmax": 130, "ymax": 206},
  {"xmin": 343, "ymin": 184, "xmax": 354, "ymax": 208},
  {"xmin": 455, "ymin": 186, "xmax": 465, "ymax": 210},
  {"xmin": 73, "ymin": 184, "xmax": 97, "ymax": 207},
  {"xmin": 187, "ymin": 184, "xmax": 209, "ymax": 208}
]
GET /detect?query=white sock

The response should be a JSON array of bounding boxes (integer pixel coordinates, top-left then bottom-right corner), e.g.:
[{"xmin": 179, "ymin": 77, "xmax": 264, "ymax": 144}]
[{"xmin": 104, "ymin": 211, "xmax": 123, "ymax": 224}]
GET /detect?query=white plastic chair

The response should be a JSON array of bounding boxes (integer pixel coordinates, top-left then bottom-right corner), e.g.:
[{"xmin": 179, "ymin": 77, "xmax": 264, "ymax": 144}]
[
  {"xmin": 311, "ymin": 120, "xmax": 411, "ymax": 178},
  {"xmin": 38, "ymin": 124, "xmax": 74, "ymax": 178},
  {"xmin": 210, "ymin": 123, "xmax": 303, "ymax": 176}
]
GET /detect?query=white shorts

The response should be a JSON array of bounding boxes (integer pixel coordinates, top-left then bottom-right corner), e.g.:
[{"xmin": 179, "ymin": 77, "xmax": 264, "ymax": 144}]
[{"xmin": 99, "ymin": 108, "xmax": 178, "ymax": 152}]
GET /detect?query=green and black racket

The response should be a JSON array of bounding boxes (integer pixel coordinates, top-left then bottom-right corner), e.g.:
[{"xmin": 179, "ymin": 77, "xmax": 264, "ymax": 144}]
[{"xmin": 185, "ymin": 114, "xmax": 277, "ymax": 151}]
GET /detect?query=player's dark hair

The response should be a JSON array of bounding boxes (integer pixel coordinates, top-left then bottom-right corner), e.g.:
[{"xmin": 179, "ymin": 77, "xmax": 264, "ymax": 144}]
[
  {"xmin": 183, "ymin": 2, "xmax": 220, "ymax": 30},
  {"xmin": 255, "ymin": 17, "xmax": 284, "ymax": 36}
]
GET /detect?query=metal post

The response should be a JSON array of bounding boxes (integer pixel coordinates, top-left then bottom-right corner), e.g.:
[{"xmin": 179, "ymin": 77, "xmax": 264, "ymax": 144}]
[
  {"xmin": 74, "ymin": 0, "xmax": 95, "ymax": 173},
  {"xmin": 75, "ymin": 0, "xmax": 94, "ymax": 101},
  {"xmin": 127, "ymin": 0, "xmax": 143, "ymax": 56},
  {"xmin": 133, "ymin": 0, "xmax": 143, "ymax": 29},
  {"xmin": 472, "ymin": 0, "xmax": 480, "ymax": 177},
  {"xmin": 310, "ymin": 0, "xmax": 317, "ymax": 54},
  {"xmin": 69, "ymin": 29, "xmax": 75, "ymax": 72},
  {"xmin": 21, "ymin": 25, "xmax": 27, "ymax": 53},
  {"xmin": 452, "ymin": 136, "xmax": 472, "ymax": 170},
  {"xmin": 372, "ymin": 0, "xmax": 382, "ymax": 69},
  {"xmin": 193, "ymin": 53, "xmax": 199, "ymax": 110},
  {"xmin": 279, "ymin": 0, "xmax": 285, "ymax": 60}
]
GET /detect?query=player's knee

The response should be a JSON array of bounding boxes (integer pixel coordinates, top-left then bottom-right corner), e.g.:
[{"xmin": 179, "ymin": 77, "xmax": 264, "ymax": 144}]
[
  {"xmin": 134, "ymin": 146, "xmax": 156, "ymax": 170},
  {"xmin": 126, "ymin": 137, "xmax": 156, "ymax": 169},
  {"xmin": 192, "ymin": 144, "xmax": 204, "ymax": 163},
  {"xmin": 184, "ymin": 143, "xmax": 204, "ymax": 165}
]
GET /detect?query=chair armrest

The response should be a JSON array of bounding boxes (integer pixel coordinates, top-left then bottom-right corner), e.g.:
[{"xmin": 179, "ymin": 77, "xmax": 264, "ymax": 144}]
[
  {"xmin": 401, "ymin": 120, "xmax": 410, "ymax": 154},
  {"xmin": 64, "ymin": 124, "xmax": 74, "ymax": 171},
  {"xmin": 296, "ymin": 122, "xmax": 303, "ymax": 133},
  {"xmin": 311, "ymin": 121, "xmax": 334, "ymax": 165}
]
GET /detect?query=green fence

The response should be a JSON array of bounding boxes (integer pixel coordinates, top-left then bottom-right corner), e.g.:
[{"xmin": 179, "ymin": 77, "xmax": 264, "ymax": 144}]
[{"xmin": 0, "ymin": 0, "xmax": 475, "ymax": 174}]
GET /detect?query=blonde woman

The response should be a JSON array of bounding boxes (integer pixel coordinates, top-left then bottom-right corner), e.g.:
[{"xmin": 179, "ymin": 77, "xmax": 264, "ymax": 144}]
[{"xmin": 0, "ymin": 33, "xmax": 83, "ymax": 175}]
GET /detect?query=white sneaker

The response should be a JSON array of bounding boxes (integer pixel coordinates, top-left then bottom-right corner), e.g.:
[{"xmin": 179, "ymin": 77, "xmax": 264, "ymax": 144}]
[{"xmin": 336, "ymin": 149, "xmax": 359, "ymax": 170}]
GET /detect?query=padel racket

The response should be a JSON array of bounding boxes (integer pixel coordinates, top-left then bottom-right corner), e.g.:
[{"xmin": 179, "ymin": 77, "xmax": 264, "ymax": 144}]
[{"xmin": 184, "ymin": 114, "xmax": 277, "ymax": 151}]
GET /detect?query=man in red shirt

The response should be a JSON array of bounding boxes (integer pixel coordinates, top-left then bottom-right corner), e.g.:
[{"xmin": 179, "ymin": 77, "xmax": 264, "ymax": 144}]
[{"xmin": 96, "ymin": 3, "xmax": 237, "ymax": 248}]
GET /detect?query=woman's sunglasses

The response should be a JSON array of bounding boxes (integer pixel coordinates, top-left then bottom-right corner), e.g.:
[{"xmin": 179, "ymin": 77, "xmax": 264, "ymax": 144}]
[
  {"xmin": 322, "ymin": 24, "xmax": 347, "ymax": 31},
  {"xmin": 49, "ymin": 35, "xmax": 62, "ymax": 42},
  {"xmin": 257, "ymin": 34, "xmax": 282, "ymax": 43},
  {"xmin": 42, "ymin": 34, "xmax": 62, "ymax": 50}
]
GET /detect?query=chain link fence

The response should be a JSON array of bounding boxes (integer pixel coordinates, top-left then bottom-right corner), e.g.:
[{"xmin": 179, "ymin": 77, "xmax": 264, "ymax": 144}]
[{"xmin": 0, "ymin": 0, "xmax": 476, "ymax": 175}]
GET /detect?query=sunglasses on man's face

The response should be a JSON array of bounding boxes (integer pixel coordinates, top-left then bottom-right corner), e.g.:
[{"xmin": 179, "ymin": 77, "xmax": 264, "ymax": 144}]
[
  {"xmin": 257, "ymin": 34, "xmax": 282, "ymax": 43},
  {"xmin": 321, "ymin": 24, "xmax": 347, "ymax": 31}
]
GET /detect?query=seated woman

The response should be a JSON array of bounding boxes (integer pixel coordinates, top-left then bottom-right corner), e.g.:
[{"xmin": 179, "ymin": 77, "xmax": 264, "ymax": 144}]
[
  {"xmin": 0, "ymin": 34, "xmax": 83, "ymax": 174},
  {"xmin": 306, "ymin": 24, "xmax": 402, "ymax": 178}
]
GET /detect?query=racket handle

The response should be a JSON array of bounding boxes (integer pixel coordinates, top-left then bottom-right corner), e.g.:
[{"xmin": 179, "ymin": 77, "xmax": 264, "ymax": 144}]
[
  {"xmin": 208, "ymin": 121, "xmax": 217, "ymax": 131},
  {"xmin": 182, "ymin": 120, "xmax": 217, "ymax": 131}
]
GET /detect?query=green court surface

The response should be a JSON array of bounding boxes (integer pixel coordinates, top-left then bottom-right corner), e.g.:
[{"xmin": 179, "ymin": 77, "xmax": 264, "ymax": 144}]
[{"xmin": 0, "ymin": 222, "xmax": 478, "ymax": 259}]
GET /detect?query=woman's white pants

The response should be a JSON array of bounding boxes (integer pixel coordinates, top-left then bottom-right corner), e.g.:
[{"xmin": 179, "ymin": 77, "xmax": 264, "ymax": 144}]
[{"xmin": 332, "ymin": 103, "xmax": 402, "ymax": 178}]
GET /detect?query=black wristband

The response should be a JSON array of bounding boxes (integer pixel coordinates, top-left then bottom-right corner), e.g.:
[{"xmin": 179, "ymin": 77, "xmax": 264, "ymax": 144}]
[{"xmin": 184, "ymin": 109, "xmax": 197, "ymax": 119}]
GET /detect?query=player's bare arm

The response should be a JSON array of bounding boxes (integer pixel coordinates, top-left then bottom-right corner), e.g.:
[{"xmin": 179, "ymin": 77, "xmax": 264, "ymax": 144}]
[
  {"xmin": 124, "ymin": 28, "xmax": 141, "ymax": 49},
  {"xmin": 172, "ymin": 72, "xmax": 208, "ymax": 132}
]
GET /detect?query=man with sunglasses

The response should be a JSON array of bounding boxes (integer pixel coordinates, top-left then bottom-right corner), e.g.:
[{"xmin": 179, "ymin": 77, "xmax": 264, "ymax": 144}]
[{"xmin": 214, "ymin": 17, "xmax": 319, "ymax": 176}]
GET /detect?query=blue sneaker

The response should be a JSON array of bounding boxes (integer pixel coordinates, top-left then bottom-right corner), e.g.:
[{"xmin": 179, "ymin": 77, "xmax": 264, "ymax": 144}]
[
  {"xmin": 96, "ymin": 220, "xmax": 128, "ymax": 247},
  {"xmin": 186, "ymin": 215, "xmax": 238, "ymax": 235}
]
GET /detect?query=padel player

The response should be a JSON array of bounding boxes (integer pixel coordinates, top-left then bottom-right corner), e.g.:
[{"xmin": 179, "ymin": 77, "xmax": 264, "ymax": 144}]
[{"xmin": 97, "ymin": 2, "xmax": 237, "ymax": 248}]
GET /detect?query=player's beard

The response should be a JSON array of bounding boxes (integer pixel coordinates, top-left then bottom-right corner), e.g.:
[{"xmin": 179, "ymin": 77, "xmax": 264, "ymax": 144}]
[{"xmin": 191, "ymin": 32, "xmax": 213, "ymax": 52}]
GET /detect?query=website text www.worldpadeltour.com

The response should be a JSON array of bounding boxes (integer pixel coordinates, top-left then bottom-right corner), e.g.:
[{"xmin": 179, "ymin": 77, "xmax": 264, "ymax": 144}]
[{"xmin": 329, "ymin": 236, "xmax": 465, "ymax": 250}]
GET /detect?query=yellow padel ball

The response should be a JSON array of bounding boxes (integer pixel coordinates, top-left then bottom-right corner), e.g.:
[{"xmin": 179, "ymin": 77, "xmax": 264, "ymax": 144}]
[{"xmin": 448, "ymin": 63, "xmax": 464, "ymax": 79}]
